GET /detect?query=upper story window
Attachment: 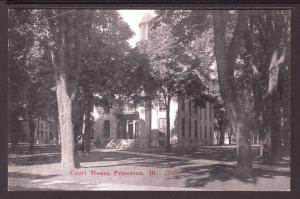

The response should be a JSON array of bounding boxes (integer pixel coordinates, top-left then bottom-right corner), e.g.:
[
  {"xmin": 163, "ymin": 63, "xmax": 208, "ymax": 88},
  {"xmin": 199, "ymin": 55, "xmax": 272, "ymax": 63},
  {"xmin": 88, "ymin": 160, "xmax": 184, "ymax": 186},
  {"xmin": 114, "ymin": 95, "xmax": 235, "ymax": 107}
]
[
  {"xmin": 159, "ymin": 100, "xmax": 166, "ymax": 111},
  {"xmin": 125, "ymin": 106, "xmax": 136, "ymax": 112},
  {"xmin": 159, "ymin": 118, "xmax": 167, "ymax": 134},
  {"xmin": 182, "ymin": 119, "xmax": 185, "ymax": 137},
  {"xmin": 210, "ymin": 103, "xmax": 214, "ymax": 122},
  {"xmin": 195, "ymin": 120, "xmax": 198, "ymax": 139}
]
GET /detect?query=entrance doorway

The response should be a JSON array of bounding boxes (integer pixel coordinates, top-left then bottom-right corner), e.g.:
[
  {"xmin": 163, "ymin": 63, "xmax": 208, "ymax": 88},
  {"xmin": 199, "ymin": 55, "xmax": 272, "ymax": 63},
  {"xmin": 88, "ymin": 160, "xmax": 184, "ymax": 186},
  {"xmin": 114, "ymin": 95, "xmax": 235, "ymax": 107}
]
[
  {"xmin": 126, "ymin": 120, "xmax": 139, "ymax": 139},
  {"xmin": 128, "ymin": 121, "xmax": 134, "ymax": 139}
]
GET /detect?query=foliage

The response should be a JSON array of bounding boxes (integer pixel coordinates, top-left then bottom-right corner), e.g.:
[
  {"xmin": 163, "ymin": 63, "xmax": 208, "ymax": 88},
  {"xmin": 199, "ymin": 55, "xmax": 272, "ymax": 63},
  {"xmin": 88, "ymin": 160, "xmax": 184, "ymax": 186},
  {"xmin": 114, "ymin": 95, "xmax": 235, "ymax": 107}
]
[
  {"xmin": 9, "ymin": 9, "xmax": 149, "ymax": 166},
  {"xmin": 8, "ymin": 9, "xmax": 58, "ymax": 151}
]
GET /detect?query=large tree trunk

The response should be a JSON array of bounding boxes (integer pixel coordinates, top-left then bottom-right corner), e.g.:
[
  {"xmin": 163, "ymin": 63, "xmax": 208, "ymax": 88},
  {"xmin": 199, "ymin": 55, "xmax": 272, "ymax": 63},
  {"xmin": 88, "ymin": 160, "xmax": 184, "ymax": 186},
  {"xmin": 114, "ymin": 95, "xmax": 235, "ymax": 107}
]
[
  {"xmin": 47, "ymin": 10, "xmax": 80, "ymax": 169},
  {"xmin": 263, "ymin": 92, "xmax": 281, "ymax": 162},
  {"xmin": 259, "ymin": 48, "xmax": 287, "ymax": 163},
  {"xmin": 232, "ymin": 112, "xmax": 252, "ymax": 174},
  {"xmin": 213, "ymin": 10, "xmax": 252, "ymax": 175},
  {"xmin": 248, "ymin": 12, "xmax": 289, "ymax": 162},
  {"xmin": 56, "ymin": 74, "xmax": 79, "ymax": 169},
  {"xmin": 166, "ymin": 98, "xmax": 171, "ymax": 152}
]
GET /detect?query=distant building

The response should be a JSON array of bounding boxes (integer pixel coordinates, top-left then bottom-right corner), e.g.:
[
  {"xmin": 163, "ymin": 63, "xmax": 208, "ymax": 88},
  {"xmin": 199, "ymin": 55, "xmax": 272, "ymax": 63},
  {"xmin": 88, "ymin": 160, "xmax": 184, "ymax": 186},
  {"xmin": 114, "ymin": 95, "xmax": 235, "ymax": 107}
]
[
  {"xmin": 22, "ymin": 118, "xmax": 60, "ymax": 145},
  {"xmin": 92, "ymin": 13, "xmax": 215, "ymax": 150},
  {"xmin": 34, "ymin": 118, "xmax": 60, "ymax": 144}
]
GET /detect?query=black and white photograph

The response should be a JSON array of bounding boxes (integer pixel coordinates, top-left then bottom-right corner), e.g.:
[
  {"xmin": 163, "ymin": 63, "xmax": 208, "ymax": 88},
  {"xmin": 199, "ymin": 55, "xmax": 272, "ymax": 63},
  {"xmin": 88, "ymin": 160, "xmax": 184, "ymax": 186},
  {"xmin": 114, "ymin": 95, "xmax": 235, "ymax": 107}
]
[{"xmin": 7, "ymin": 8, "xmax": 291, "ymax": 191}]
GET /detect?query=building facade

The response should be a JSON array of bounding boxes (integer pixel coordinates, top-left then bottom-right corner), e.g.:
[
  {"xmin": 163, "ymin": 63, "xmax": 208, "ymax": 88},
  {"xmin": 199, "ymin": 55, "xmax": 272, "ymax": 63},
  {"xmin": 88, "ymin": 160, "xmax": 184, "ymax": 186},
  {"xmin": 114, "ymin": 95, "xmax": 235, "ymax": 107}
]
[
  {"xmin": 21, "ymin": 118, "xmax": 60, "ymax": 145},
  {"xmin": 92, "ymin": 98, "xmax": 214, "ymax": 149},
  {"xmin": 92, "ymin": 13, "xmax": 215, "ymax": 150}
]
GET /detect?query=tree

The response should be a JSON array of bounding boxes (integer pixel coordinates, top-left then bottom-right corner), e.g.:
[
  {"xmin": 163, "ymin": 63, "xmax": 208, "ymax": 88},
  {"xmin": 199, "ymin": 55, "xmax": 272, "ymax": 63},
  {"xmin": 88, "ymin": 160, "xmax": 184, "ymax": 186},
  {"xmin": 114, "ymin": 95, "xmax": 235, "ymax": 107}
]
[
  {"xmin": 241, "ymin": 10, "xmax": 290, "ymax": 161},
  {"xmin": 152, "ymin": 10, "xmax": 251, "ymax": 174},
  {"xmin": 212, "ymin": 10, "xmax": 253, "ymax": 175},
  {"xmin": 8, "ymin": 9, "xmax": 58, "ymax": 152},
  {"xmin": 213, "ymin": 9, "xmax": 290, "ymax": 167},
  {"xmin": 22, "ymin": 9, "xmax": 135, "ymax": 169},
  {"xmin": 155, "ymin": 10, "xmax": 290, "ymax": 172},
  {"xmin": 44, "ymin": 10, "xmax": 135, "ymax": 168},
  {"xmin": 138, "ymin": 15, "xmax": 208, "ymax": 151},
  {"xmin": 8, "ymin": 8, "xmax": 60, "ymax": 154},
  {"xmin": 74, "ymin": 24, "xmax": 146, "ymax": 152},
  {"xmin": 8, "ymin": 9, "xmax": 32, "ymax": 152}
]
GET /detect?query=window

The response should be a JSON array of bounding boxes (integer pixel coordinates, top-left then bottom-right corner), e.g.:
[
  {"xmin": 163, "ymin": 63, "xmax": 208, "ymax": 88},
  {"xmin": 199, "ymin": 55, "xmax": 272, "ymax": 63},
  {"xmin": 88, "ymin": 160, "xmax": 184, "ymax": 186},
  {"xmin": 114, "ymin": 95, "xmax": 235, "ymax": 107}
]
[
  {"xmin": 104, "ymin": 120, "xmax": 110, "ymax": 137},
  {"xmin": 159, "ymin": 100, "xmax": 166, "ymax": 111},
  {"xmin": 182, "ymin": 119, "xmax": 185, "ymax": 137},
  {"xmin": 159, "ymin": 118, "xmax": 167, "ymax": 134},
  {"xmin": 189, "ymin": 101, "xmax": 192, "ymax": 115},
  {"xmin": 199, "ymin": 125, "xmax": 202, "ymax": 138},
  {"xmin": 117, "ymin": 122, "xmax": 121, "ymax": 139},
  {"xmin": 182, "ymin": 100, "xmax": 185, "ymax": 112},
  {"xmin": 195, "ymin": 120, "xmax": 198, "ymax": 139},
  {"xmin": 135, "ymin": 122, "xmax": 139, "ymax": 138},
  {"xmin": 125, "ymin": 106, "xmax": 136, "ymax": 111},
  {"xmin": 210, "ymin": 103, "xmax": 214, "ymax": 121}
]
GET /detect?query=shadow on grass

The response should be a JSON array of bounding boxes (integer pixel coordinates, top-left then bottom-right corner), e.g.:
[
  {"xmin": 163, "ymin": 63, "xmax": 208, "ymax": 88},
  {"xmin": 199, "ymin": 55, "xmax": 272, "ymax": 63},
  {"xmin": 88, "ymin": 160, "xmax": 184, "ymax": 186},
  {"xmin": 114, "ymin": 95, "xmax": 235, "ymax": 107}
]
[
  {"xmin": 169, "ymin": 164, "xmax": 290, "ymax": 188},
  {"xmin": 8, "ymin": 171, "xmax": 58, "ymax": 179},
  {"xmin": 8, "ymin": 144, "xmax": 60, "ymax": 155},
  {"xmin": 8, "ymin": 150, "xmax": 186, "ymax": 168},
  {"xmin": 8, "ymin": 147, "xmax": 290, "ymax": 189},
  {"xmin": 80, "ymin": 151, "xmax": 190, "ymax": 169},
  {"xmin": 144, "ymin": 146, "xmax": 261, "ymax": 162},
  {"xmin": 8, "ymin": 146, "xmax": 289, "ymax": 180},
  {"xmin": 8, "ymin": 154, "xmax": 61, "ymax": 166}
]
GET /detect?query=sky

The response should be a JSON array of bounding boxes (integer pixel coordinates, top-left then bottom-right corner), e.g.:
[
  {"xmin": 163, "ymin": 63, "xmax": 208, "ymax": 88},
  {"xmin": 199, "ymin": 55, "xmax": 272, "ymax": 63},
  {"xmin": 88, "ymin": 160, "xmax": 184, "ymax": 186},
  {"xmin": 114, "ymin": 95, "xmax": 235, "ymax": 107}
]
[{"xmin": 118, "ymin": 10, "xmax": 155, "ymax": 47}]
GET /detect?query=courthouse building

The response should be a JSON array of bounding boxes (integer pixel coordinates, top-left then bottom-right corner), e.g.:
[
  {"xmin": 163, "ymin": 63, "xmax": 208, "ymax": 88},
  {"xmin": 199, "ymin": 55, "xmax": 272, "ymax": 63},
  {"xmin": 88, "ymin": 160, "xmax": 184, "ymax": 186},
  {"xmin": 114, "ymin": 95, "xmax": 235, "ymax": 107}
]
[{"xmin": 92, "ymin": 14, "xmax": 215, "ymax": 150}]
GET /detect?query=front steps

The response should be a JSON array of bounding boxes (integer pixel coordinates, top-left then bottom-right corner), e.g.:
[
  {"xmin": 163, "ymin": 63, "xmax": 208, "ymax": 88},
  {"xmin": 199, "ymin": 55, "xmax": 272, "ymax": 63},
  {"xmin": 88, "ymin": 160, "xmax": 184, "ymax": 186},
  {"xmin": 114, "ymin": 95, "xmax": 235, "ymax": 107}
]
[
  {"xmin": 105, "ymin": 139, "xmax": 149, "ymax": 150},
  {"xmin": 105, "ymin": 139, "xmax": 136, "ymax": 150}
]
